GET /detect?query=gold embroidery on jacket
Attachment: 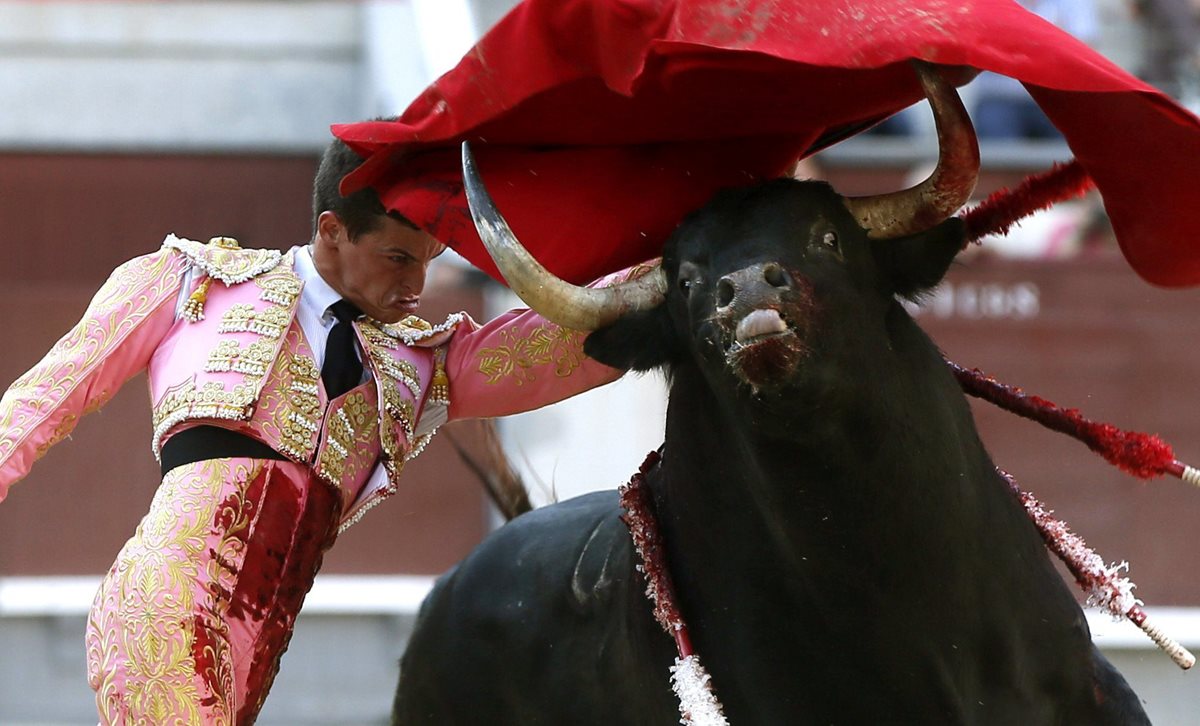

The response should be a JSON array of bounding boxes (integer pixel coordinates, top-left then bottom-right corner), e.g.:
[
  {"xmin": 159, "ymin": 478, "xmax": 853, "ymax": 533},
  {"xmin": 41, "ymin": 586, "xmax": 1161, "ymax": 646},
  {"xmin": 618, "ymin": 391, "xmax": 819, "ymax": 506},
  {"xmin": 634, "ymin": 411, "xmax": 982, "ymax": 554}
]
[
  {"xmin": 275, "ymin": 352, "xmax": 322, "ymax": 462},
  {"xmin": 34, "ymin": 414, "xmax": 78, "ymax": 460},
  {"xmin": 476, "ymin": 323, "xmax": 586, "ymax": 385},
  {"xmin": 316, "ymin": 392, "xmax": 379, "ymax": 485},
  {"xmin": 32, "ymin": 388, "xmax": 111, "ymax": 461},
  {"xmin": 204, "ymin": 338, "xmax": 276, "ymax": 377},
  {"xmin": 150, "ymin": 255, "xmax": 303, "ymax": 457},
  {"xmin": 377, "ymin": 385, "xmax": 411, "ymax": 468},
  {"xmin": 256, "ymin": 275, "xmax": 302, "ymax": 305},
  {"xmin": 360, "ymin": 323, "xmax": 421, "ymax": 397},
  {"xmin": 371, "ymin": 312, "xmax": 464, "ymax": 346},
  {"xmin": 359, "ymin": 320, "xmax": 420, "ymax": 474},
  {"xmin": 217, "ymin": 303, "xmax": 290, "ymax": 338},
  {"xmin": 429, "ymin": 347, "xmax": 449, "ymax": 404},
  {"xmin": 164, "ymin": 235, "xmax": 282, "ymax": 286},
  {"xmin": 0, "ymin": 249, "xmax": 184, "ymax": 469},
  {"xmin": 359, "ymin": 323, "xmax": 400, "ymax": 351},
  {"xmin": 151, "ymin": 380, "xmax": 258, "ymax": 457}
]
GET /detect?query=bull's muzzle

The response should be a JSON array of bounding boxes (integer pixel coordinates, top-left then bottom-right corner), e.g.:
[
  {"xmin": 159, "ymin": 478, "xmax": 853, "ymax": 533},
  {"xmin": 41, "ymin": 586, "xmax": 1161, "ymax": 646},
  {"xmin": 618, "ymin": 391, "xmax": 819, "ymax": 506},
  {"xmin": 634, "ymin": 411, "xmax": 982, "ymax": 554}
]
[{"xmin": 716, "ymin": 262, "xmax": 793, "ymax": 314}]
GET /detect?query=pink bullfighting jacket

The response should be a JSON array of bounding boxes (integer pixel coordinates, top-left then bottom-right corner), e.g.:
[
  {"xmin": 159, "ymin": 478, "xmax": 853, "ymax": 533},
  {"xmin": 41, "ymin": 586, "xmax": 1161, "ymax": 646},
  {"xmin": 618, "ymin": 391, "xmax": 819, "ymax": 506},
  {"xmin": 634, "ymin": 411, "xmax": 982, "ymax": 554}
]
[{"xmin": 0, "ymin": 235, "xmax": 626, "ymax": 529}]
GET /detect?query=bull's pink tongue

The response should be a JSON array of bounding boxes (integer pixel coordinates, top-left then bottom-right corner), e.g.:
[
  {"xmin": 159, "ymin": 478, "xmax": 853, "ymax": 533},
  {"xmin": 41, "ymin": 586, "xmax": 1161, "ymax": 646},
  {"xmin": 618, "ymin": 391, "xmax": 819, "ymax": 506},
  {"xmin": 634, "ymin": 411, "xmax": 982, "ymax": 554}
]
[{"xmin": 735, "ymin": 308, "xmax": 787, "ymax": 343}]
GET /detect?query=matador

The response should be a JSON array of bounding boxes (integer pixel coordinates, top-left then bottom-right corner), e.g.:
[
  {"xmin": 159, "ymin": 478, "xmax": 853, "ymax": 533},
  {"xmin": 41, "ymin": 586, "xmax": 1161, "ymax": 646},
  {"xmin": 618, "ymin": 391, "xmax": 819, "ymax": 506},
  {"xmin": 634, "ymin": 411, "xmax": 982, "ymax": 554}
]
[{"xmin": 0, "ymin": 139, "xmax": 627, "ymax": 724}]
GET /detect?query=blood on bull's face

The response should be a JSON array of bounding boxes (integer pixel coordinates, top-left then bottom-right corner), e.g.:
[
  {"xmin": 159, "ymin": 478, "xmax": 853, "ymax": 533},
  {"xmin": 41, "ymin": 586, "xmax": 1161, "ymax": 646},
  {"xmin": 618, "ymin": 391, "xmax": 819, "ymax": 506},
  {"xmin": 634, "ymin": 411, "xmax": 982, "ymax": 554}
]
[
  {"xmin": 612, "ymin": 179, "xmax": 968, "ymax": 400},
  {"xmin": 461, "ymin": 62, "xmax": 978, "ymax": 402}
]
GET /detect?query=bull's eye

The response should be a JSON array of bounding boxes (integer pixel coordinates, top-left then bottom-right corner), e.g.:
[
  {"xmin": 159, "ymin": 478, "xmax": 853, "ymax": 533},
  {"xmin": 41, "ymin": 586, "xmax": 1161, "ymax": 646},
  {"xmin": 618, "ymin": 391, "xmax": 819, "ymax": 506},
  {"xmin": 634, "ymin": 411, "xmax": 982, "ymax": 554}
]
[
  {"xmin": 821, "ymin": 231, "xmax": 839, "ymax": 250},
  {"xmin": 678, "ymin": 278, "xmax": 693, "ymax": 297}
]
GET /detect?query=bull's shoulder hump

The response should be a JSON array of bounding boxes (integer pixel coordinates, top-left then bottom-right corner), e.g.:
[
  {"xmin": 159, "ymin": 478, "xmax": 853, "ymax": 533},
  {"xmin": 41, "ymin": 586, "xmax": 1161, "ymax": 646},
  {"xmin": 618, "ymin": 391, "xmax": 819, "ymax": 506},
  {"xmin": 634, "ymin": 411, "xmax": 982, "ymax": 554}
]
[
  {"xmin": 447, "ymin": 491, "xmax": 631, "ymax": 604},
  {"xmin": 479, "ymin": 490, "xmax": 626, "ymax": 562}
]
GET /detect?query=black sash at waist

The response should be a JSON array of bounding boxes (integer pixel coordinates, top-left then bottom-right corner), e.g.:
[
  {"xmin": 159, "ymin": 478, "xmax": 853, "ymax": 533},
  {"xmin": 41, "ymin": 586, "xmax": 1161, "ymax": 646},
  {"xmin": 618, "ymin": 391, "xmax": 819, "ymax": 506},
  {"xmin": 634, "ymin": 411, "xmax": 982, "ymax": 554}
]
[{"xmin": 160, "ymin": 425, "xmax": 287, "ymax": 476}]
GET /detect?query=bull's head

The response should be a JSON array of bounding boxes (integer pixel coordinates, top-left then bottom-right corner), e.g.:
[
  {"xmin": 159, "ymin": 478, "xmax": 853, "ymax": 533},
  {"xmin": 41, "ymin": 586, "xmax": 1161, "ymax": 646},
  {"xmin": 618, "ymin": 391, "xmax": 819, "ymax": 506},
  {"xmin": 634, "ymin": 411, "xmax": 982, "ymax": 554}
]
[{"xmin": 463, "ymin": 63, "xmax": 977, "ymax": 396}]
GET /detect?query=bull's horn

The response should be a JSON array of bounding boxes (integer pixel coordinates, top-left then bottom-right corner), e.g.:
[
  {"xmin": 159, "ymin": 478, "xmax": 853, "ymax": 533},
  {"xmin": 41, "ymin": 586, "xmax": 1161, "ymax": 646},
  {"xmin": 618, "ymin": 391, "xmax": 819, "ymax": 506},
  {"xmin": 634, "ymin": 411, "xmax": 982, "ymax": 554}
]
[
  {"xmin": 462, "ymin": 141, "xmax": 668, "ymax": 331},
  {"xmin": 843, "ymin": 62, "xmax": 980, "ymax": 239}
]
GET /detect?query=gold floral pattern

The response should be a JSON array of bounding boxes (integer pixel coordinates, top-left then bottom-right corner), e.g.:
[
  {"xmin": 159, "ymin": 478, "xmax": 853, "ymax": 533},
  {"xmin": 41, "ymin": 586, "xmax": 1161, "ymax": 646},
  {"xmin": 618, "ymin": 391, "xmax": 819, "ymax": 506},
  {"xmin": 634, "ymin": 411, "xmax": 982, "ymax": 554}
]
[
  {"xmin": 254, "ymin": 337, "xmax": 322, "ymax": 462},
  {"xmin": 476, "ymin": 322, "xmax": 586, "ymax": 385},
  {"xmin": 0, "ymin": 248, "xmax": 185, "ymax": 473},
  {"xmin": 316, "ymin": 391, "xmax": 379, "ymax": 485},
  {"xmin": 86, "ymin": 459, "xmax": 259, "ymax": 725}
]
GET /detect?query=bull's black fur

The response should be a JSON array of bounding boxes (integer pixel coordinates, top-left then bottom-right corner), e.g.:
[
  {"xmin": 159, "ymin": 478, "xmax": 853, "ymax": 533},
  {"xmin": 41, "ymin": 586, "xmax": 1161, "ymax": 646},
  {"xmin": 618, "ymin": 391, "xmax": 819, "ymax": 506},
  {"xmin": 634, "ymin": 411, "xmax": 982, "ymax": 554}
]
[{"xmin": 393, "ymin": 179, "xmax": 1148, "ymax": 724}]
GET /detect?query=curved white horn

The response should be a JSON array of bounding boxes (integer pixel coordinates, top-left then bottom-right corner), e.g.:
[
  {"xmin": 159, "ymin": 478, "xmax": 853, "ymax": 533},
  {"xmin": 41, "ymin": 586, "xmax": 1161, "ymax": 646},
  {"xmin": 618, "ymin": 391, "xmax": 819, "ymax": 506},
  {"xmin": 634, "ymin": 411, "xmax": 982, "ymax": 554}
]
[{"xmin": 462, "ymin": 141, "xmax": 668, "ymax": 331}]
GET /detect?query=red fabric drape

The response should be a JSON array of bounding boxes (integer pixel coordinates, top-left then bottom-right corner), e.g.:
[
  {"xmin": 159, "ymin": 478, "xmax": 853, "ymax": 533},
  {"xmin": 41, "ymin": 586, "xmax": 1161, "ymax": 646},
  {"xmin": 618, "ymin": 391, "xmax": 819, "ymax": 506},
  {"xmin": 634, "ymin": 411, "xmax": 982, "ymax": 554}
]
[{"xmin": 335, "ymin": 0, "xmax": 1200, "ymax": 287}]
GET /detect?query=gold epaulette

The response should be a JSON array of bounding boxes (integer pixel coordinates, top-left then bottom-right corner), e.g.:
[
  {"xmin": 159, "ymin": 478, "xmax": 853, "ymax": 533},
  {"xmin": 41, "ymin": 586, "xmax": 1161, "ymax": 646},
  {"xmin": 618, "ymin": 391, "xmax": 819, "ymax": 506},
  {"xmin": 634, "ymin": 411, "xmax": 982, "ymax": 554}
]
[
  {"xmin": 373, "ymin": 312, "xmax": 466, "ymax": 347},
  {"xmin": 398, "ymin": 315, "xmax": 433, "ymax": 333},
  {"xmin": 163, "ymin": 234, "xmax": 283, "ymax": 286},
  {"xmin": 163, "ymin": 235, "xmax": 284, "ymax": 322}
]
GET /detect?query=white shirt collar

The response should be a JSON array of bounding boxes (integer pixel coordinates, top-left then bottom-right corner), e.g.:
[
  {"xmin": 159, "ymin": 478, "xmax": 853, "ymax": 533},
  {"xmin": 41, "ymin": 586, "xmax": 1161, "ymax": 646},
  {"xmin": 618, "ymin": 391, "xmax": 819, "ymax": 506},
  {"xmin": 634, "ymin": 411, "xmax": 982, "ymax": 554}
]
[{"xmin": 294, "ymin": 244, "xmax": 343, "ymax": 322}]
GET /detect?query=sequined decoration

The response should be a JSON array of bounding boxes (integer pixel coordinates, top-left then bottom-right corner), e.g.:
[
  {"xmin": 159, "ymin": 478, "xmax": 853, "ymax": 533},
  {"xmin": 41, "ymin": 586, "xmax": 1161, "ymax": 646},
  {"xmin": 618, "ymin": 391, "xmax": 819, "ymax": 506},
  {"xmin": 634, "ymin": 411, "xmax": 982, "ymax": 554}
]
[
  {"xmin": 151, "ymin": 381, "xmax": 258, "ymax": 458},
  {"xmin": 276, "ymin": 351, "xmax": 322, "ymax": 462},
  {"xmin": 218, "ymin": 303, "xmax": 290, "ymax": 338},
  {"xmin": 163, "ymin": 235, "xmax": 282, "ymax": 286},
  {"xmin": 372, "ymin": 312, "xmax": 464, "ymax": 346},
  {"xmin": 150, "ymin": 257, "xmax": 303, "ymax": 458},
  {"xmin": 204, "ymin": 339, "xmax": 276, "ymax": 377},
  {"xmin": 316, "ymin": 391, "xmax": 379, "ymax": 485},
  {"xmin": 429, "ymin": 347, "xmax": 449, "ymax": 404}
]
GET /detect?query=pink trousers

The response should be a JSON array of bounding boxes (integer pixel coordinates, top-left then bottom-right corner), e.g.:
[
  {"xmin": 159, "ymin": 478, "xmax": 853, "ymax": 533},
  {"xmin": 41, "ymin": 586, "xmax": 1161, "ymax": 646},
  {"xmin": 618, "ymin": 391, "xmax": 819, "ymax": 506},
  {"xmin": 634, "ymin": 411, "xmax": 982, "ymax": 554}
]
[{"xmin": 85, "ymin": 457, "xmax": 340, "ymax": 725}]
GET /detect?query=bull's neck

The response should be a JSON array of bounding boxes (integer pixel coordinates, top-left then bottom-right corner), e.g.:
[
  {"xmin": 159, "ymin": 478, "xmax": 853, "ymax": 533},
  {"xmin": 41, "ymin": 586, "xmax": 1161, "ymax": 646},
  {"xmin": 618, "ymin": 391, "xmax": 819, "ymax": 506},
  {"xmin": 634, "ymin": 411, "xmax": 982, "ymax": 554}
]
[{"xmin": 653, "ymin": 346, "xmax": 990, "ymax": 579}]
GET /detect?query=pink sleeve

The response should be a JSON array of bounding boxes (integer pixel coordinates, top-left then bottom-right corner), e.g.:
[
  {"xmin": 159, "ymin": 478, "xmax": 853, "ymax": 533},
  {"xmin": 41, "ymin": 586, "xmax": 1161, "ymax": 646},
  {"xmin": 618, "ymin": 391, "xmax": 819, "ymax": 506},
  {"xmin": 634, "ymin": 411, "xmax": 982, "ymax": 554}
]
[
  {"xmin": 0, "ymin": 248, "xmax": 185, "ymax": 499},
  {"xmin": 444, "ymin": 264, "xmax": 656, "ymax": 421}
]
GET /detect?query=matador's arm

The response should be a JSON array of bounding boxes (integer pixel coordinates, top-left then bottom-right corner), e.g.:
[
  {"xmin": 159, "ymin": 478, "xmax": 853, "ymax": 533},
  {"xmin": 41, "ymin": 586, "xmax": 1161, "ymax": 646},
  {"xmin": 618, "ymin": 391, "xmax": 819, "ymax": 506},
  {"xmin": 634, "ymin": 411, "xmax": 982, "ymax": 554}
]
[
  {"xmin": 443, "ymin": 263, "xmax": 655, "ymax": 421},
  {"xmin": 0, "ymin": 247, "xmax": 186, "ymax": 498}
]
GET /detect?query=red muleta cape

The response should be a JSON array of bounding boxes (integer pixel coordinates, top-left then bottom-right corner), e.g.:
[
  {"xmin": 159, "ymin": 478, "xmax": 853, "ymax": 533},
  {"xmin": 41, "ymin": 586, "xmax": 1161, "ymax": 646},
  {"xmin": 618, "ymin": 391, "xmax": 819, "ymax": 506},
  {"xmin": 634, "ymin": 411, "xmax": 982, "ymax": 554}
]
[{"xmin": 334, "ymin": 0, "xmax": 1200, "ymax": 288}]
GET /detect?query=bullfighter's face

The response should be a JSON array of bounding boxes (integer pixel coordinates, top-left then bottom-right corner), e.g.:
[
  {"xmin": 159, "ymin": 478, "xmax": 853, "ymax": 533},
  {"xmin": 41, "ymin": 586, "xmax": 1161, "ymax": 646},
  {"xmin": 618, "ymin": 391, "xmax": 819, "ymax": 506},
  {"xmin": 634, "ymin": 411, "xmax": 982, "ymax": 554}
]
[{"xmin": 314, "ymin": 211, "xmax": 447, "ymax": 323}]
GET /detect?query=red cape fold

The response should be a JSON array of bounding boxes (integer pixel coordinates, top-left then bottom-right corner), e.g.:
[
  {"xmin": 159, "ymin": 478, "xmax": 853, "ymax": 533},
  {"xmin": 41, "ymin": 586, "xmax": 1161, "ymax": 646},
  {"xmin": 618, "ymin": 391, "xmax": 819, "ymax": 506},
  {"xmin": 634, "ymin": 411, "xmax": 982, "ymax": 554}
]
[{"xmin": 334, "ymin": 0, "xmax": 1200, "ymax": 288}]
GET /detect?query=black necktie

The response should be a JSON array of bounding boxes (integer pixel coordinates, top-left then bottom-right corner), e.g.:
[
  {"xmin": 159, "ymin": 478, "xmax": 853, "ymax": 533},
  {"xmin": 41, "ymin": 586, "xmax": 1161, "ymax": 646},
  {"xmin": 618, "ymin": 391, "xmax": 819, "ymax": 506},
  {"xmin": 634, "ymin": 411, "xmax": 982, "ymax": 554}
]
[{"xmin": 322, "ymin": 299, "xmax": 363, "ymax": 399}]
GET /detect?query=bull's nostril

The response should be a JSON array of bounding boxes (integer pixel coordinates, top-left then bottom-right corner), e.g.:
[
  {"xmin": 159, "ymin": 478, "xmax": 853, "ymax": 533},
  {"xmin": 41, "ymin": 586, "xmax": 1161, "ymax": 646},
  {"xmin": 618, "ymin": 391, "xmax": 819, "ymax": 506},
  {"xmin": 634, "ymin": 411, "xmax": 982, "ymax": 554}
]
[
  {"xmin": 716, "ymin": 278, "xmax": 735, "ymax": 308},
  {"xmin": 764, "ymin": 263, "xmax": 789, "ymax": 288}
]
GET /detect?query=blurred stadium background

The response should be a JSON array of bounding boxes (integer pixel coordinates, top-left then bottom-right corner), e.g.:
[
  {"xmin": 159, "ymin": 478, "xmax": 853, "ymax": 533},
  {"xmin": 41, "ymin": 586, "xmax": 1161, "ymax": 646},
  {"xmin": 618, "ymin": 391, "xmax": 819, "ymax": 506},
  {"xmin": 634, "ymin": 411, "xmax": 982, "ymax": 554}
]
[{"xmin": 1, "ymin": 1, "xmax": 1198, "ymax": 723}]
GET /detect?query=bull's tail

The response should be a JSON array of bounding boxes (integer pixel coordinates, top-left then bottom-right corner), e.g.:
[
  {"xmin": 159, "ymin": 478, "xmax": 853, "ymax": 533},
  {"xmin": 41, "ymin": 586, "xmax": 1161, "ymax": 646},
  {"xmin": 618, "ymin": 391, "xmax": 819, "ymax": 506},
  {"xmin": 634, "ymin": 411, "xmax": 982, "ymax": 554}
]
[{"xmin": 445, "ymin": 419, "xmax": 533, "ymax": 521}]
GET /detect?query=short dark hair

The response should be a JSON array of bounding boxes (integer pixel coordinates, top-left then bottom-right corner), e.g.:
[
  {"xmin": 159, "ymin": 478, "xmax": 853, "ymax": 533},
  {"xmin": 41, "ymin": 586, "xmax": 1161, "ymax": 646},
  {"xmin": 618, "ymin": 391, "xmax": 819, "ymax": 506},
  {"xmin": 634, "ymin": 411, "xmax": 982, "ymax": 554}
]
[{"xmin": 311, "ymin": 137, "xmax": 412, "ymax": 240}]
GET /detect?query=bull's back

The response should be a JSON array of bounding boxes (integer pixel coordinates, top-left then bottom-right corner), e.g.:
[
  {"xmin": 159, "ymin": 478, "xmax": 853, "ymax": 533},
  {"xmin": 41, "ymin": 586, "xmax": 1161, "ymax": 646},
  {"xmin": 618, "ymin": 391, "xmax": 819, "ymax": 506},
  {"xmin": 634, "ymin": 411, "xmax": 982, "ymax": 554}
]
[{"xmin": 392, "ymin": 491, "xmax": 677, "ymax": 725}]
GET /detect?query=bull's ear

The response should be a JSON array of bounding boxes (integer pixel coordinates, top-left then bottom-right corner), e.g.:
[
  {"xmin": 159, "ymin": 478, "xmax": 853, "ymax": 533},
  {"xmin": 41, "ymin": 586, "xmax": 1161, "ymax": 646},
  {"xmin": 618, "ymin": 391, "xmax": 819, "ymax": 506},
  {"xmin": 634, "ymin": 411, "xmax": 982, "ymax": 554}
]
[
  {"xmin": 583, "ymin": 305, "xmax": 680, "ymax": 372},
  {"xmin": 871, "ymin": 217, "xmax": 966, "ymax": 299}
]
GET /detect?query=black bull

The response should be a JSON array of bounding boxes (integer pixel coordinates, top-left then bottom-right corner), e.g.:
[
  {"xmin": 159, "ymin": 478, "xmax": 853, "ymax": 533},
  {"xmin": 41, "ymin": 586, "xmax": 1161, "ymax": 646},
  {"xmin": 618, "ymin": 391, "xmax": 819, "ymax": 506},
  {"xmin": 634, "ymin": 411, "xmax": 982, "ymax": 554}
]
[{"xmin": 392, "ymin": 179, "xmax": 1149, "ymax": 724}]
